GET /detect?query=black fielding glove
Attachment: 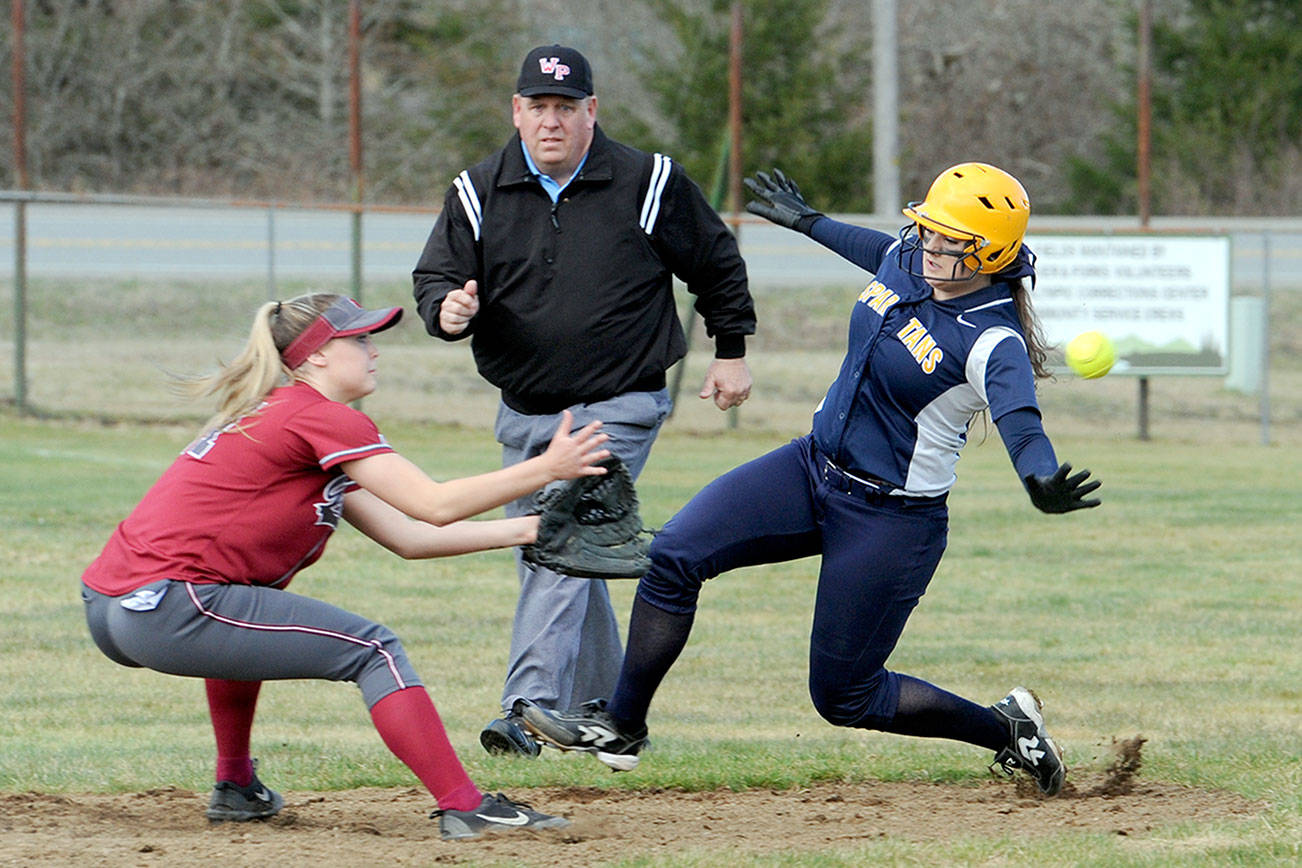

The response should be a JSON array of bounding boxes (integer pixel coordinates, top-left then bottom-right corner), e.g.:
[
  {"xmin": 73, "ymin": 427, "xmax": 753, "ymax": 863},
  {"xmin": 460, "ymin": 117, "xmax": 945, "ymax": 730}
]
[
  {"xmin": 520, "ymin": 456, "xmax": 654, "ymax": 579},
  {"xmin": 1023, "ymin": 462, "xmax": 1102, "ymax": 514},
  {"xmin": 743, "ymin": 168, "xmax": 824, "ymax": 235}
]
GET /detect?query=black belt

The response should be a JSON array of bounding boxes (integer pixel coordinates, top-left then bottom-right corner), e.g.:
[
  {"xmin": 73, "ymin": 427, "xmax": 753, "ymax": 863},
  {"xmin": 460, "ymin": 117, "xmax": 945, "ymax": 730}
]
[
  {"xmin": 820, "ymin": 457, "xmax": 894, "ymax": 498},
  {"xmin": 816, "ymin": 453, "xmax": 948, "ymax": 505}
]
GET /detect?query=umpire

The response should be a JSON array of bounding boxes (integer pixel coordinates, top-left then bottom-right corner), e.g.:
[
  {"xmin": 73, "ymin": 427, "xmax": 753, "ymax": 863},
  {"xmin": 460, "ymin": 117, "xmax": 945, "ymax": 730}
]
[{"xmin": 413, "ymin": 44, "xmax": 756, "ymax": 757}]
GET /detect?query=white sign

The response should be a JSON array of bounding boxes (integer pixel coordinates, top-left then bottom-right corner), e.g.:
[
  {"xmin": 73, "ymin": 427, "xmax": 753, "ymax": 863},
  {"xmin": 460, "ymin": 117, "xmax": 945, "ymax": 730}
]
[{"xmin": 1028, "ymin": 235, "xmax": 1231, "ymax": 375}]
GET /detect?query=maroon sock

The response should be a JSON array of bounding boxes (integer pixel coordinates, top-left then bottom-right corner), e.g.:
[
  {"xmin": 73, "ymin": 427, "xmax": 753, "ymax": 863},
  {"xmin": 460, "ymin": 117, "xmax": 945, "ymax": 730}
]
[
  {"xmin": 369, "ymin": 687, "xmax": 482, "ymax": 811},
  {"xmin": 205, "ymin": 679, "xmax": 261, "ymax": 787}
]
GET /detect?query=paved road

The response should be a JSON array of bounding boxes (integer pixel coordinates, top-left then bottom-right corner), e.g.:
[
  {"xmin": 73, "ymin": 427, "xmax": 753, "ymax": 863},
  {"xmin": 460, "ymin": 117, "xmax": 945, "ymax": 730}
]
[{"xmin": 2, "ymin": 201, "xmax": 1299, "ymax": 290}]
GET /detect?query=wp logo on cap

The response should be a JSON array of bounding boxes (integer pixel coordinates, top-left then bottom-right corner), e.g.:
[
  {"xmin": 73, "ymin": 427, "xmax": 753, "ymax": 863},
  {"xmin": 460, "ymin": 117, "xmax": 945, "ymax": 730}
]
[
  {"xmin": 538, "ymin": 57, "xmax": 571, "ymax": 81},
  {"xmin": 517, "ymin": 44, "xmax": 593, "ymax": 99}
]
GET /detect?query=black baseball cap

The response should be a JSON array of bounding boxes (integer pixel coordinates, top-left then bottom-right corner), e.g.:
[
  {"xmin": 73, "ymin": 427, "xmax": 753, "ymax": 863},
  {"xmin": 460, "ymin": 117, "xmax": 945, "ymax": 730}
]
[{"xmin": 516, "ymin": 44, "xmax": 594, "ymax": 99}]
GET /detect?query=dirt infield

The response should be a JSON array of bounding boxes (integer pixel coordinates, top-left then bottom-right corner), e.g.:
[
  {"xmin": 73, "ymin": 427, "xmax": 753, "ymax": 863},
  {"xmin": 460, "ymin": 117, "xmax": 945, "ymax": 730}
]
[{"xmin": 0, "ymin": 741, "xmax": 1263, "ymax": 866}]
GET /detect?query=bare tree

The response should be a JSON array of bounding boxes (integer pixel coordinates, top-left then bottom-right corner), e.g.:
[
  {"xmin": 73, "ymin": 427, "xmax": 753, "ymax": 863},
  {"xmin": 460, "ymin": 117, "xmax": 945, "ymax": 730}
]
[
  {"xmin": 895, "ymin": 0, "xmax": 1127, "ymax": 211},
  {"xmin": 6, "ymin": 0, "xmax": 1289, "ymax": 215}
]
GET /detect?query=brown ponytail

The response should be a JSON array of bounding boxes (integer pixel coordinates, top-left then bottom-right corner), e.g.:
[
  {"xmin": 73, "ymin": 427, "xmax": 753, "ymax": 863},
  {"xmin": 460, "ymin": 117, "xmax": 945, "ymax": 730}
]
[{"xmin": 1010, "ymin": 279, "xmax": 1051, "ymax": 380}]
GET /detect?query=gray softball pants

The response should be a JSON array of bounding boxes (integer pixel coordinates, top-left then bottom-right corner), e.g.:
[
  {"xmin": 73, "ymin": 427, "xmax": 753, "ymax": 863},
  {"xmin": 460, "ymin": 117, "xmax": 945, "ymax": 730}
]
[
  {"xmin": 495, "ymin": 388, "xmax": 672, "ymax": 713},
  {"xmin": 82, "ymin": 578, "xmax": 421, "ymax": 708}
]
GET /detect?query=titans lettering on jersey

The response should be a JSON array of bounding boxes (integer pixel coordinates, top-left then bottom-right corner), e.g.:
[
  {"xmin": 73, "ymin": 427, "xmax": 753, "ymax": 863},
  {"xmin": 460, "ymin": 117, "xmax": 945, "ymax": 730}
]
[
  {"xmin": 859, "ymin": 279, "xmax": 945, "ymax": 375},
  {"xmin": 813, "ymin": 244, "xmax": 1040, "ymax": 498}
]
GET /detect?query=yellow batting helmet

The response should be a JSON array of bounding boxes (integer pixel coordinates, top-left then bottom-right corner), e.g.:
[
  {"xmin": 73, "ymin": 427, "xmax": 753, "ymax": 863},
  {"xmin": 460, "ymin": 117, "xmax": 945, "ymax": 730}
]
[{"xmin": 902, "ymin": 162, "xmax": 1030, "ymax": 274}]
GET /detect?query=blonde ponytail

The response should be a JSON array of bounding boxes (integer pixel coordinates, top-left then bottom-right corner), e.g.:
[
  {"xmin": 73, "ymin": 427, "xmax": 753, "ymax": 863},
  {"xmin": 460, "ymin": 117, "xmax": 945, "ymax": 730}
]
[{"xmin": 176, "ymin": 292, "xmax": 341, "ymax": 435}]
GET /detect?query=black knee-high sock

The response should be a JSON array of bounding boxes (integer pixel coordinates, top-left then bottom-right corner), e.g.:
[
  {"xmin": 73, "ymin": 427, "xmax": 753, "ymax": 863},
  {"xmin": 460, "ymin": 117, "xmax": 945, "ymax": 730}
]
[
  {"xmin": 606, "ymin": 595, "xmax": 694, "ymax": 730},
  {"xmin": 885, "ymin": 674, "xmax": 1007, "ymax": 750}
]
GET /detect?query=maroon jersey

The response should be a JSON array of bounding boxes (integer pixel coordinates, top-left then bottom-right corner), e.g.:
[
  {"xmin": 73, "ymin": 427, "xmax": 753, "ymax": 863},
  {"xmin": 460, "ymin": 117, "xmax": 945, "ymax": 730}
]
[{"xmin": 82, "ymin": 382, "xmax": 394, "ymax": 595}]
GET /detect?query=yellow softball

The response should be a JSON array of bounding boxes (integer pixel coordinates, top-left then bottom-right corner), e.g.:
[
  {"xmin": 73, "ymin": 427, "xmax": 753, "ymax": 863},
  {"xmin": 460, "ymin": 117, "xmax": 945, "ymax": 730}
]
[{"xmin": 1065, "ymin": 331, "xmax": 1116, "ymax": 379}]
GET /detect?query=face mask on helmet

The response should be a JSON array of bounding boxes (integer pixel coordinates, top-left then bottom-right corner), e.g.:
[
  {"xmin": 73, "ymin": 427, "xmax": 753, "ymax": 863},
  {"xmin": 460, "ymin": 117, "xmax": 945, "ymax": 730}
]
[
  {"xmin": 897, "ymin": 162, "xmax": 1030, "ymax": 280},
  {"xmin": 900, "ymin": 225, "xmax": 987, "ymax": 282}
]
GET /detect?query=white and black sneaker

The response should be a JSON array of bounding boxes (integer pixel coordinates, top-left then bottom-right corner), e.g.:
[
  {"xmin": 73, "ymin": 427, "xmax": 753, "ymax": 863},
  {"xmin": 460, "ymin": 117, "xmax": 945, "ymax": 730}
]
[
  {"xmin": 990, "ymin": 686, "xmax": 1066, "ymax": 796},
  {"xmin": 520, "ymin": 698, "xmax": 648, "ymax": 772},
  {"xmin": 432, "ymin": 792, "xmax": 569, "ymax": 841},
  {"xmin": 206, "ymin": 766, "xmax": 284, "ymax": 822}
]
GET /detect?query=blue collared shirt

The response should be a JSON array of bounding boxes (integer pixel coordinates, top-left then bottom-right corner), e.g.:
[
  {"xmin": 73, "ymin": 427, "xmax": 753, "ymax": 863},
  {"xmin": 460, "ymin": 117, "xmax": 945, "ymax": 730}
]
[{"xmin": 520, "ymin": 141, "xmax": 590, "ymax": 202}]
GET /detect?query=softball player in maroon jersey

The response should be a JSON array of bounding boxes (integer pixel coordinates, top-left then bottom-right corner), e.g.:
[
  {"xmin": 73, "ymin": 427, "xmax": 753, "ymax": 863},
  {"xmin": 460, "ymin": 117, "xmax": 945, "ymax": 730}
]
[{"xmin": 81, "ymin": 292, "xmax": 608, "ymax": 840}]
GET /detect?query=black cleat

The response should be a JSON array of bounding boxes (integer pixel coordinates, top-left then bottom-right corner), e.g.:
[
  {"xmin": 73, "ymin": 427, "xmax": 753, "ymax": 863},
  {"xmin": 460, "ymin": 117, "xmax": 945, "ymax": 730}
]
[
  {"xmin": 990, "ymin": 686, "xmax": 1066, "ymax": 796},
  {"xmin": 206, "ymin": 767, "xmax": 284, "ymax": 822},
  {"xmin": 432, "ymin": 792, "xmax": 569, "ymax": 841},
  {"xmin": 480, "ymin": 701, "xmax": 542, "ymax": 757},
  {"xmin": 521, "ymin": 698, "xmax": 647, "ymax": 771}
]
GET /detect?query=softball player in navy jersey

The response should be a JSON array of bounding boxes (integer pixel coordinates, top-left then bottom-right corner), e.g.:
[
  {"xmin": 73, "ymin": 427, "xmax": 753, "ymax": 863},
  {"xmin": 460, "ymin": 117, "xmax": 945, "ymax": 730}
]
[
  {"xmin": 524, "ymin": 163, "xmax": 1101, "ymax": 797},
  {"xmin": 81, "ymin": 292, "xmax": 611, "ymax": 839}
]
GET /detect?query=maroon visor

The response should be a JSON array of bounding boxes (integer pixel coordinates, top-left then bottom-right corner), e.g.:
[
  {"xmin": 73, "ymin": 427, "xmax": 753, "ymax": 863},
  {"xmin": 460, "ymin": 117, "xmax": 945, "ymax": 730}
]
[{"xmin": 281, "ymin": 298, "xmax": 403, "ymax": 369}]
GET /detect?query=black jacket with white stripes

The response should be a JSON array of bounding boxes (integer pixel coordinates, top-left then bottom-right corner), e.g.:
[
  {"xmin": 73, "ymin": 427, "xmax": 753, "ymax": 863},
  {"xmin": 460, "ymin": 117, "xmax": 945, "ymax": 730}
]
[{"xmin": 412, "ymin": 125, "xmax": 755, "ymax": 415}]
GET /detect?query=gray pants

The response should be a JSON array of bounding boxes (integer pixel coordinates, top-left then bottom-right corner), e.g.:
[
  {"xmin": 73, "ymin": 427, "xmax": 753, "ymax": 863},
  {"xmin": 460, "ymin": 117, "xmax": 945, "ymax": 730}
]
[
  {"xmin": 82, "ymin": 578, "xmax": 421, "ymax": 708},
  {"xmin": 495, "ymin": 388, "xmax": 672, "ymax": 712}
]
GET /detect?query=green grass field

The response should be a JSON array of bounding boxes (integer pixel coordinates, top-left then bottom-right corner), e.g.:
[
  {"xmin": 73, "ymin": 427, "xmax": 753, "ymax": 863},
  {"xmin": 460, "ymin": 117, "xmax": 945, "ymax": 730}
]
[
  {"xmin": 2, "ymin": 275, "xmax": 1300, "ymax": 862},
  {"xmin": 3, "ymin": 276, "xmax": 1300, "ymax": 442},
  {"xmin": 2, "ymin": 409, "xmax": 1299, "ymax": 864}
]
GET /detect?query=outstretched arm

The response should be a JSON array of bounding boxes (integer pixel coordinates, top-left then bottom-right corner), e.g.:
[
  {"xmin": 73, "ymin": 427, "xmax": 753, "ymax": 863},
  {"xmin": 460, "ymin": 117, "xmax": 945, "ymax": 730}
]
[
  {"xmin": 746, "ymin": 167, "xmax": 894, "ymax": 272},
  {"xmin": 342, "ymin": 410, "xmax": 610, "ymax": 527},
  {"xmin": 996, "ymin": 407, "xmax": 1102, "ymax": 513},
  {"xmin": 342, "ymin": 488, "xmax": 538, "ymax": 559},
  {"xmin": 744, "ymin": 168, "xmax": 824, "ymax": 234},
  {"xmin": 1023, "ymin": 463, "xmax": 1102, "ymax": 514}
]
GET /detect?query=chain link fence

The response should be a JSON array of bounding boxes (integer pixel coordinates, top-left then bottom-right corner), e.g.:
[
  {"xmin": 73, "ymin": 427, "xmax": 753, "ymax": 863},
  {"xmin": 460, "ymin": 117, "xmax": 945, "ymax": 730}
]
[{"xmin": 3, "ymin": 191, "xmax": 1300, "ymax": 442}]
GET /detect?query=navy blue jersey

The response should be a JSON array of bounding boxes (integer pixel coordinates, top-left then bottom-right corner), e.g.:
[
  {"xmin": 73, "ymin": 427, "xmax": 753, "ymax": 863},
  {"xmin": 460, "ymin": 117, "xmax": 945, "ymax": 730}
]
[{"xmin": 809, "ymin": 222, "xmax": 1043, "ymax": 497}]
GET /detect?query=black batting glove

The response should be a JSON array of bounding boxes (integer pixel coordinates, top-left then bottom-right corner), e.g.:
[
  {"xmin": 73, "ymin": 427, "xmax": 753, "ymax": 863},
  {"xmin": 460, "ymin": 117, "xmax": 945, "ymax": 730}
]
[
  {"xmin": 1023, "ymin": 462, "xmax": 1102, "ymax": 514},
  {"xmin": 743, "ymin": 168, "xmax": 824, "ymax": 235}
]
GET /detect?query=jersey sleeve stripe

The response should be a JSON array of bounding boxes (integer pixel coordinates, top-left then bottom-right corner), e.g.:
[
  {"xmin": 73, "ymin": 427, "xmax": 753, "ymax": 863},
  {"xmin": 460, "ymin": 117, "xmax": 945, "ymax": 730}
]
[
  {"xmin": 965, "ymin": 326, "xmax": 1026, "ymax": 406},
  {"xmin": 640, "ymin": 153, "xmax": 672, "ymax": 235},
  {"xmin": 453, "ymin": 171, "xmax": 483, "ymax": 241},
  {"xmin": 318, "ymin": 439, "xmax": 392, "ymax": 468}
]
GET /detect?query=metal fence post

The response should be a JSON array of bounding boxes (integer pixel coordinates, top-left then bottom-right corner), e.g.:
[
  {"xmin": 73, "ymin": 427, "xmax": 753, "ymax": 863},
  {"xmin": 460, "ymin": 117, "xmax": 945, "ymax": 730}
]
[
  {"xmin": 266, "ymin": 205, "xmax": 277, "ymax": 299},
  {"xmin": 351, "ymin": 207, "xmax": 363, "ymax": 303},
  {"xmin": 1260, "ymin": 232, "xmax": 1272, "ymax": 446},
  {"xmin": 13, "ymin": 199, "xmax": 28, "ymax": 414}
]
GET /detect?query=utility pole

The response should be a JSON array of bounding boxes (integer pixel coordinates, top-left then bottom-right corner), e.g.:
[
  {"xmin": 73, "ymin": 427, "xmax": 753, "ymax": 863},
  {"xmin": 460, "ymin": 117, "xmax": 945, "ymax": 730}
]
[
  {"xmin": 348, "ymin": 0, "xmax": 364, "ymax": 303},
  {"xmin": 872, "ymin": 0, "xmax": 900, "ymax": 217},
  {"xmin": 1135, "ymin": 0, "xmax": 1153, "ymax": 440},
  {"xmin": 726, "ymin": 1, "xmax": 743, "ymax": 430},
  {"xmin": 12, "ymin": 0, "xmax": 29, "ymax": 413}
]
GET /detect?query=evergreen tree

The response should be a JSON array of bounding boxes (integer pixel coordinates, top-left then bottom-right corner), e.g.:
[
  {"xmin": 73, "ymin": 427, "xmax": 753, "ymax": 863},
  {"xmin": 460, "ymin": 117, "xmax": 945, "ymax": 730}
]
[
  {"xmin": 1064, "ymin": 0, "xmax": 1301, "ymax": 215},
  {"xmin": 615, "ymin": 0, "xmax": 874, "ymax": 212}
]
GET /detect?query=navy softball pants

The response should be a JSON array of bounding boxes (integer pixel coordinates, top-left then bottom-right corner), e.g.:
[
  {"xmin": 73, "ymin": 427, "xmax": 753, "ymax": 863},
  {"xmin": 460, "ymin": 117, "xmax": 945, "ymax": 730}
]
[
  {"xmin": 639, "ymin": 435, "xmax": 948, "ymax": 728},
  {"xmin": 82, "ymin": 579, "xmax": 420, "ymax": 708}
]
